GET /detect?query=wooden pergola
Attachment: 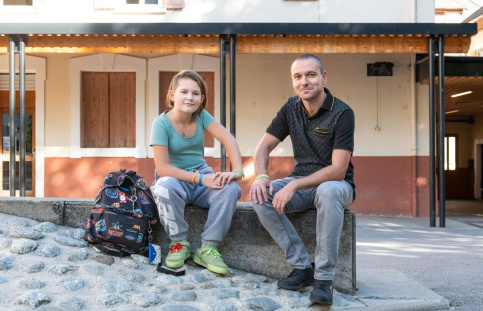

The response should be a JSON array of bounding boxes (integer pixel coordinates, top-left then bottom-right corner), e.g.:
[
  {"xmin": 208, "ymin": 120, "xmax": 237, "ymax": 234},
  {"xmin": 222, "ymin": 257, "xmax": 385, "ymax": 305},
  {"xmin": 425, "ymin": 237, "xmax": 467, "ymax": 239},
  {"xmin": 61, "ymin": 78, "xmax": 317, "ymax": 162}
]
[{"xmin": 0, "ymin": 23, "xmax": 475, "ymax": 54}]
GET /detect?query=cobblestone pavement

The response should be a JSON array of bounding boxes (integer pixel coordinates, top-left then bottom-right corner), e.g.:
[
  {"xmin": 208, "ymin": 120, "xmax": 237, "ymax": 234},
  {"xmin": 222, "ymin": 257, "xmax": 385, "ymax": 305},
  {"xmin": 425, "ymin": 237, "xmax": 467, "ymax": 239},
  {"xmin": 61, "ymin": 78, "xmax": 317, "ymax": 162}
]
[{"xmin": 0, "ymin": 213, "xmax": 366, "ymax": 311}]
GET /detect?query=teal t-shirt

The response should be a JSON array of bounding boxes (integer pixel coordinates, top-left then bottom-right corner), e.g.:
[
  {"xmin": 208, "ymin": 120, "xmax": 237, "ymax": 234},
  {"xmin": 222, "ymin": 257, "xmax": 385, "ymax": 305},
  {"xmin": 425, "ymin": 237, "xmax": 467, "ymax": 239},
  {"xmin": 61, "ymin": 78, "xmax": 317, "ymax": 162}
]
[{"xmin": 150, "ymin": 109, "xmax": 214, "ymax": 170}]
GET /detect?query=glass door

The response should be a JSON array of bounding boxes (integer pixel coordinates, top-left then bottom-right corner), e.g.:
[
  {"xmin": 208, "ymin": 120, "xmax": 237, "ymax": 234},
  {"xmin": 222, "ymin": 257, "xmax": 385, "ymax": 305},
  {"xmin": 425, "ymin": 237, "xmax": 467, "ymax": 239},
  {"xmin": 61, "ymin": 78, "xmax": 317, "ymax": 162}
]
[{"xmin": 1, "ymin": 114, "xmax": 34, "ymax": 196}]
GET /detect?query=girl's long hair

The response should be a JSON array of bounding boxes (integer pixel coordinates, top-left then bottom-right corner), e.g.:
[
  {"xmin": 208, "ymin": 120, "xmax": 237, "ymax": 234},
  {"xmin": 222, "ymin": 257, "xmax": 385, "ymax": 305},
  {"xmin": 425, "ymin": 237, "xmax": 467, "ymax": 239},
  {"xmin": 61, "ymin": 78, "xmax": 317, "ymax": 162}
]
[{"xmin": 166, "ymin": 70, "xmax": 207, "ymax": 116}]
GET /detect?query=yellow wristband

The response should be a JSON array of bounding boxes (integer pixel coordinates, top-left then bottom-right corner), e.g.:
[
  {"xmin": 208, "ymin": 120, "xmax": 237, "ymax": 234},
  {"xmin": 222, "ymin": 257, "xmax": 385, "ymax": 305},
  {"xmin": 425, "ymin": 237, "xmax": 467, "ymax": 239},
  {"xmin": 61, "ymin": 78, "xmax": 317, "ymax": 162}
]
[
  {"xmin": 232, "ymin": 169, "xmax": 245, "ymax": 179},
  {"xmin": 255, "ymin": 174, "xmax": 269, "ymax": 181},
  {"xmin": 191, "ymin": 172, "xmax": 198, "ymax": 184}
]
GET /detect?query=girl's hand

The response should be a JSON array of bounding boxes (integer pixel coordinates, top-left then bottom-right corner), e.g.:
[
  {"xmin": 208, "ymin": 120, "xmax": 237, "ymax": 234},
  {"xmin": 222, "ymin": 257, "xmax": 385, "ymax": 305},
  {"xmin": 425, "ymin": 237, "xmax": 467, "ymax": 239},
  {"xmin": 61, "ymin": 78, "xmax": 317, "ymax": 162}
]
[
  {"xmin": 214, "ymin": 172, "xmax": 242, "ymax": 185},
  {"xmin": 201, "ymin": 174, "xmax": 224, "ymax": 189}
]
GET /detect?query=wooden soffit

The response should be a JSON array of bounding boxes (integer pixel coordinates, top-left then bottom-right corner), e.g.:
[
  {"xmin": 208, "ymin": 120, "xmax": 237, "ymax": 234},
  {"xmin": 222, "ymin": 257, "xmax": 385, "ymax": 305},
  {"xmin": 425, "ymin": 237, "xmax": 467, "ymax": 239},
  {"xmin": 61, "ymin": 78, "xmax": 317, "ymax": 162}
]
[{"xmin": 0, "ymin": 33, "xmax": 472, "ymax": 54}]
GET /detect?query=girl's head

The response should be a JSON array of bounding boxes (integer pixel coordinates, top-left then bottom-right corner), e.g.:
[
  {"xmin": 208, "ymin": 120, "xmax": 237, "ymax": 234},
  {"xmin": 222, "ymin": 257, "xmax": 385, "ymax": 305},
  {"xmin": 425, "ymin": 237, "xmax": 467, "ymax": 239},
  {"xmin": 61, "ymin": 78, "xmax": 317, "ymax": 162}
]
[{"xmin": 166, "ymin": 70, "xmax": 207, "ymax": 116}]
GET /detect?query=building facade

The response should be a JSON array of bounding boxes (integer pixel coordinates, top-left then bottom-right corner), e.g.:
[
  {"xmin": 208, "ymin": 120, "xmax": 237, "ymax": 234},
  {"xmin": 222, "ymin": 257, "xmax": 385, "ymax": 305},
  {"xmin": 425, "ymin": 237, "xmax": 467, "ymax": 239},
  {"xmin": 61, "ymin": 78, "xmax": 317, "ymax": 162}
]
[{"xmin": 0, "ymin": 0, "xmax": 478, "ymax": 216}]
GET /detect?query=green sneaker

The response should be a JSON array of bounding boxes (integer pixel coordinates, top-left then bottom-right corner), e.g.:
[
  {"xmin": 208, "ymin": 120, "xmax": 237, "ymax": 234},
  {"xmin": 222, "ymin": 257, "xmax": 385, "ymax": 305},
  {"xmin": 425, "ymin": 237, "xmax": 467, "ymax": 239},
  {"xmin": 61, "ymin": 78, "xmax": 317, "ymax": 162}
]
[
  {"xmin": 193, "ymin": 245, "xmax": 229, "ymax": 275},
  {"xmin": 165, "ymin": 240, "xmax": 190, "ymax": 269}
]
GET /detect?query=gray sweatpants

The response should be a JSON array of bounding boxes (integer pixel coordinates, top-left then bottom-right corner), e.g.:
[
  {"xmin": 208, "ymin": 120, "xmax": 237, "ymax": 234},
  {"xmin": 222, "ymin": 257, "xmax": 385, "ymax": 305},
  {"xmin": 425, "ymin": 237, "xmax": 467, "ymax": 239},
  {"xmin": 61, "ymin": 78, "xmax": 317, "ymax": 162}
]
[
  {"xmin": 151, "ymin": 164, "xmax": 241, "ymax": 246},
  {"xmin": 252, "ymin": 177, "xmax": 353, "ymax": 280}
]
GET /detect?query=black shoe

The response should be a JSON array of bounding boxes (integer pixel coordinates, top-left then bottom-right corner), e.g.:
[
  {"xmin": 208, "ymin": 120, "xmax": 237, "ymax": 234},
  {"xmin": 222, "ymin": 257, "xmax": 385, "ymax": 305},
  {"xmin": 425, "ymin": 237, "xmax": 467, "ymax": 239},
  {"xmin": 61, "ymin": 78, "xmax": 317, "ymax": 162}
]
[
  {"xmin": 277, "ymin": 267, "xmax": 314, "ymax": 290},
  {"xmin": 309, "ymin": 280, "xmax": 333, "ymax": 305}
]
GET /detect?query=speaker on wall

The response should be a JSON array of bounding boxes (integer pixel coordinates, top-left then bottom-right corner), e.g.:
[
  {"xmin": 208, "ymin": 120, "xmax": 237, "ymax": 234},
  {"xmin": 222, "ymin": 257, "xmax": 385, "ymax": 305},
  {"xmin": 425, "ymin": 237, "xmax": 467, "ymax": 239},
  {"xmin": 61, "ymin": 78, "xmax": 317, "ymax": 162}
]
[{"xmin": 367, "ymin": 62, "xmax": 394, "ymax": 76}]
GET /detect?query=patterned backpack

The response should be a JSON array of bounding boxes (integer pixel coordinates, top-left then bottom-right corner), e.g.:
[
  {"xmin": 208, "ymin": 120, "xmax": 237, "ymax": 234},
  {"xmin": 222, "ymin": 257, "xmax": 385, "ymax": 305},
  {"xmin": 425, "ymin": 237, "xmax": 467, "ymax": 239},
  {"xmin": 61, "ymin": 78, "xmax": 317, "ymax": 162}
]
[{"xmin": 84, "ymin": 169, "xmax": 158, "ymax": 257}]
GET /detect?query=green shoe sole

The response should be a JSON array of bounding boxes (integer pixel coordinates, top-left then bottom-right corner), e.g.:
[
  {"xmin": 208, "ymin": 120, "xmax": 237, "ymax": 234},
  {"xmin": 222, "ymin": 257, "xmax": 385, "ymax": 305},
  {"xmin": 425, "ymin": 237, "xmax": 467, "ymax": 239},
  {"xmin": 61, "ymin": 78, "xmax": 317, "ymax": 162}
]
[
  {"xmin": 193, "ymin": 254, "xmax": 228, "ymax": 275},
  {"xmin": 165, "ymin": 252, "xmax": 190, "ymax": 269},
  {"xmin": 165, "ymin": 260, "xmax": 186, "ymax": 269}
]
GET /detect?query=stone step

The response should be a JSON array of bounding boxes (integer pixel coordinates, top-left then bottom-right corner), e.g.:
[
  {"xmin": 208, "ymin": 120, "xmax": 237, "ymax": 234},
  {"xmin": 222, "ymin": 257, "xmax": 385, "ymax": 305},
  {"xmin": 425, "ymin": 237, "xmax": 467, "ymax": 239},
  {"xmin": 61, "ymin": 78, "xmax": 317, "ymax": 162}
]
[{"xmin": 0, "ymin": 197, "xmax": 355, "ymax": 295}]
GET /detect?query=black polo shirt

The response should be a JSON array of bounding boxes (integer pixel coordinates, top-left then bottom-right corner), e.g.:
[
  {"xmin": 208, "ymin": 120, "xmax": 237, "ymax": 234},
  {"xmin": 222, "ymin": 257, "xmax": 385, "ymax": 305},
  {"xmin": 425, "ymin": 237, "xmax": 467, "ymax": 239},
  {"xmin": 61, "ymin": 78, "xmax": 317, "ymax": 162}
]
[{"xmin": 266, "ymin": 88, "xmax": 355, "ymax": 192}]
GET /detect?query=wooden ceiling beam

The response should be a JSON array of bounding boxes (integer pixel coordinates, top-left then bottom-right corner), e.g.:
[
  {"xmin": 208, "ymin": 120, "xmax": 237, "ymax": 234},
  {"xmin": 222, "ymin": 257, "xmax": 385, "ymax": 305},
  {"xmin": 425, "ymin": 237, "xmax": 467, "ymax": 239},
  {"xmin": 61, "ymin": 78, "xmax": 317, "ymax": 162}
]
[
  {"xmin": 0, "ymin": 35, "xmax": 471, "ymax": 54},
  {"xmin": 235, "ymin": 36, "xmax": 470, "ymax": 54},
  {"xmin": 0, "ymin": 36, "xmax": 220, "ymax": 54}
]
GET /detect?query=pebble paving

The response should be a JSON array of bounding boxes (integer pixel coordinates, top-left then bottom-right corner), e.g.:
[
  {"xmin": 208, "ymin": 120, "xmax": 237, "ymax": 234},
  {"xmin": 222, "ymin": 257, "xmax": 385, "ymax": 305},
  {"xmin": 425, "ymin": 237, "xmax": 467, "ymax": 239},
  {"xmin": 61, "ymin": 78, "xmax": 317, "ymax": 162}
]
[{"xmin": 0, "ymin": 213, "xmax": 357, "ymax": 310}]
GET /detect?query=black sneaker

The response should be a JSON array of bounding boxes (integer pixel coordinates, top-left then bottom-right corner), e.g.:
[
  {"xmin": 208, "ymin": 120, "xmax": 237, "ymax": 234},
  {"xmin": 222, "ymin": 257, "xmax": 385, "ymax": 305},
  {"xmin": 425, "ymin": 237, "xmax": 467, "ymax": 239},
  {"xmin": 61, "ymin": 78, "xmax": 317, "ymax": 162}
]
[
  {"xmin": 309, "ymin": 279, "xmax": 333, "ymax": 305},
  {"xmin": 277, "ymin": 267, "xmax": 314, "ymax": 290}
]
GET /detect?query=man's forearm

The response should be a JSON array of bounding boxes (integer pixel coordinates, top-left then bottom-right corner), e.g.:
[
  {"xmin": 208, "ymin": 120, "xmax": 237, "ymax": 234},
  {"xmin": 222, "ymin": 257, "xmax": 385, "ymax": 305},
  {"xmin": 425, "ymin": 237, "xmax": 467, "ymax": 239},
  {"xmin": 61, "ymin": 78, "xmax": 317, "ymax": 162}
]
[
  {"xmin": 254, "ymin": 146, "xmax": 270, "ymax": 176},
  {"xmin": 291, "ymin": 165, "xmax": 345, "ymax": 191}
]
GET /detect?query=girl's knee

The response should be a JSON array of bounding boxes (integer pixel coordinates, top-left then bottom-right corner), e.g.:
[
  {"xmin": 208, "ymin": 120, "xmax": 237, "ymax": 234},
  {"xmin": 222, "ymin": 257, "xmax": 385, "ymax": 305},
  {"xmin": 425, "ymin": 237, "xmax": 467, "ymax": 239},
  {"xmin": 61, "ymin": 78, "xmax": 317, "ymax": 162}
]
[{"xmin": 223, "ymin": 181, "xmax": 241, "ymax": 199}]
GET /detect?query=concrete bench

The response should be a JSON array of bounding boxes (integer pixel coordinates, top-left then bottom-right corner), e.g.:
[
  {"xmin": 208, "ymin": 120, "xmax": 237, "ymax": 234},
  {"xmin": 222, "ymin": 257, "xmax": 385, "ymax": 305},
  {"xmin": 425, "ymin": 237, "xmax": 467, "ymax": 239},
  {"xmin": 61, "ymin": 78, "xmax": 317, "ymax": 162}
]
[{"xmin": 0, "ymin": 197, "xmax": 356, "ymax": 295}]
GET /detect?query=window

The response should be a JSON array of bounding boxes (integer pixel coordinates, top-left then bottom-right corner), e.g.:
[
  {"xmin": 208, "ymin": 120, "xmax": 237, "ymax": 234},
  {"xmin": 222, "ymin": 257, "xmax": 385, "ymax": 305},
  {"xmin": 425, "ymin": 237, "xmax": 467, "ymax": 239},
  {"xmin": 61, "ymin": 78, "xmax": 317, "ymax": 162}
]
[
  {"xmin": 444, "ymin": 135, "xmax": 457, "ymax": 171},
  {"xmin": 3, "ymin": 0, "xmax": 32, "ymax": 5},
  {"xmin": 104, "ymin": 0, "xmax": 166, "ymax": 13},
  {"xmin": 81, "ymin": 72, "xmax": 136, "ymax": 148},
  {"xmin": 127, "ymin": 0, "xmax": 159, "ymax": 4}
]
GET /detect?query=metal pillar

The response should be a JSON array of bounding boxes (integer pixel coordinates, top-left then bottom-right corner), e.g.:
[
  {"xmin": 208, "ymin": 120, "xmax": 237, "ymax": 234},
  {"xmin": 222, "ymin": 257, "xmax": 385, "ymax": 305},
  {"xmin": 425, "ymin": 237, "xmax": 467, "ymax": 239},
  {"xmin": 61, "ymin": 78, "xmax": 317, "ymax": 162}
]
[
  {"xmin": 7, "ymin": 35, "xmax": 27, "ymax": 197},
  {"xmin": 219, "ymin": 35, "xmax": 237, "ymax": 172},
  {"xmin": 9, "ymin": 36, "xmax": 16, "ymax": 197},
  {"xmin": 438, "ymin": 36, "xmax": 446, "ymax": 228},
  {"xmin": 220, "ymin": 37, "xmax": 227, "ymax": 172},
  {"xmin": 230, "ymin": 35, "xmax": 236, "ymax": 138},
  {"xmin": 19, "ymin": 36, "xmax": 26, "ymax": 197},
  {"xmin": 429, "ymin": 36, "xmax": 436, "ymax": 227}
]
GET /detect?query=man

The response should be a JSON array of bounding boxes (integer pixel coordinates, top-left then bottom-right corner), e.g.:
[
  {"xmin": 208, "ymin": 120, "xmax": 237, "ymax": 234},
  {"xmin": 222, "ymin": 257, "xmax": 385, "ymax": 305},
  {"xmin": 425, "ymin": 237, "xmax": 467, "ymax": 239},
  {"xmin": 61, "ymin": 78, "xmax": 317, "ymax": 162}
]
[{"xmin": 250, "ymin": 54, "xmax": 355, "ymax": 305}]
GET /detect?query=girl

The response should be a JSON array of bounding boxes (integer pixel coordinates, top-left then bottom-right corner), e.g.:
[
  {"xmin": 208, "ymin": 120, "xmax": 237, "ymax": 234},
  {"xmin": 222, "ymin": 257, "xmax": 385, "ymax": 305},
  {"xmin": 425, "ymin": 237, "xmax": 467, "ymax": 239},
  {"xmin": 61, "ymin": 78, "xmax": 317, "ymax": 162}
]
[{"xmin": 150, "ymin": 70, "xmax": 243, "ymax": 275}]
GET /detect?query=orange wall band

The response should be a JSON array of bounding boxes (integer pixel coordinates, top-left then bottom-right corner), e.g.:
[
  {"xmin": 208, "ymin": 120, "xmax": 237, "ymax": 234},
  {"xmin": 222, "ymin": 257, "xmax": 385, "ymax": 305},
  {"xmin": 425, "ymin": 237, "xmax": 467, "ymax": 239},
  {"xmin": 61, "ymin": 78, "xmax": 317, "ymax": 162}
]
[{"xmin": 44, "ymin": 156, "xmax": 430, "ymax": 217}]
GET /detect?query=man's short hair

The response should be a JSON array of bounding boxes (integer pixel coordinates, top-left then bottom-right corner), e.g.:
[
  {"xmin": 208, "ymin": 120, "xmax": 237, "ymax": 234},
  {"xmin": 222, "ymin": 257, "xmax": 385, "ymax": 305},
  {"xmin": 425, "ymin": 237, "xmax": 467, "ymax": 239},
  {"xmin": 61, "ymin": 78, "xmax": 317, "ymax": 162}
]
[{"xmin": 293, "ymin": 54, "xmax": 325, "ymax": 74}]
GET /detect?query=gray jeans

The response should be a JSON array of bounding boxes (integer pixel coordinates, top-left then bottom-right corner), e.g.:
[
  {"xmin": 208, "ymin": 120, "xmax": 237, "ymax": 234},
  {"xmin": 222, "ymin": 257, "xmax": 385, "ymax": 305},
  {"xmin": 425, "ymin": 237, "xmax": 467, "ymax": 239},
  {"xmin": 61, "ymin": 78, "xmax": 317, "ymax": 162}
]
[
  {"xmin": 252, "ymin": 177, "xmax": 353, "ymax": 280},
  {"xmin": 151, "ymin": 164, "xmax": 241, "ymax": 246}
]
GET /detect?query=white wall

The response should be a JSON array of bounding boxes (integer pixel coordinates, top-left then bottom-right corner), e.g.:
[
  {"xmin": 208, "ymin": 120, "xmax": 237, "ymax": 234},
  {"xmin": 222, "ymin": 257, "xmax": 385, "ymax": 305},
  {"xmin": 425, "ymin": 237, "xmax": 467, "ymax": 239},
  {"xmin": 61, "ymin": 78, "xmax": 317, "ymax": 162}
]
[
  {"xmin": 236, "ymin": 54, "xmax": 414, "ymax": 157},
  {"xmin": 416, "ymin": 83, "xmax": 430, "ymax": 156},
  {"xmin": 417, "ymin": 0, "xmax": 435, "ymax": 22},
  {"xmin": 468, "ymin": 21, "xmax": 483, "ymax": 56},
  {"xmin": 0, "ymin": 0, "xmax": 434, "ymax": 23},
  {"xmin": 40, "ymin": 53, "xmax": 416, "ymax": 158}
]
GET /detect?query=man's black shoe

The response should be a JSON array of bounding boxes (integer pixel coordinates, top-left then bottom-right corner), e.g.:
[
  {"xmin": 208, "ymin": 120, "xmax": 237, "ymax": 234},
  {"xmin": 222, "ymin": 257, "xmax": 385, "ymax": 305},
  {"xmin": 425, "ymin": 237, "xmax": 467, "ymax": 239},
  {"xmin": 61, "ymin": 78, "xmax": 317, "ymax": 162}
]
[
  {"xmin": 277, "ymin": 267, "xmax": 314, "ymax": 290},
  {"xmin": 309, "ymin": 279, "xmax": 333, "ymax": 305}
]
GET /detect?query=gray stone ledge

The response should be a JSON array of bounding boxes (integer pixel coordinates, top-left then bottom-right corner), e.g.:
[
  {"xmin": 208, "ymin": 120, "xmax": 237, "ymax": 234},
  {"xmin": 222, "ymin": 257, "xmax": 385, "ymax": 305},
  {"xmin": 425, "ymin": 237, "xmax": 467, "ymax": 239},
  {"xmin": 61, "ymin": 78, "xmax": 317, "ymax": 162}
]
[{"xmin": 0, "ymin": 197, "xmax": 356, "ymax": 295}]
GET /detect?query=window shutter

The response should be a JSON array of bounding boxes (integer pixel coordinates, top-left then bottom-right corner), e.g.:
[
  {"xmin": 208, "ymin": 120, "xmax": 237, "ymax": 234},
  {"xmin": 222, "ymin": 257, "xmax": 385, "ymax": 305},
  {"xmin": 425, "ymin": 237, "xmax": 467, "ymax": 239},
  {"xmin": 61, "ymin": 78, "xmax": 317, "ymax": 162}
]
[
  {"xmin": 109, "ymin": 72, "xmax": 136, "ymax": 148},
  {"xmin": 81, "ymin": 72, "xmax": 110, "ymax": 148}
]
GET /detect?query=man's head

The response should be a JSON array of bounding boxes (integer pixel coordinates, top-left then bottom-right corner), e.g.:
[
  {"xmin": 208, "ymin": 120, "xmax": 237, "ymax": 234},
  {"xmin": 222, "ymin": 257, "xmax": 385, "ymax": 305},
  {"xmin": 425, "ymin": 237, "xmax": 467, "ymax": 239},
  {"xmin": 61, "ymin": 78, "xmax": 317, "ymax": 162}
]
[{"xmin": 291, "ymin": 54, "xmax": 327, "ymax": 103}]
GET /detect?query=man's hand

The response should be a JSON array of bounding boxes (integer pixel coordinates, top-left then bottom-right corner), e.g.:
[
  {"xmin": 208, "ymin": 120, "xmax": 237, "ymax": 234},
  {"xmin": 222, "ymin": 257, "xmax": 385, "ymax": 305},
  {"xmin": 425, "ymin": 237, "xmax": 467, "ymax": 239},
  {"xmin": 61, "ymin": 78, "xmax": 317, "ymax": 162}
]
[
  {"xmin": 250, "ymin": 177, "xmax": 273, "ymax": 204},
  {"xmin": 272, "ymin": 181, "xmax": 297, "ymax": 214}
]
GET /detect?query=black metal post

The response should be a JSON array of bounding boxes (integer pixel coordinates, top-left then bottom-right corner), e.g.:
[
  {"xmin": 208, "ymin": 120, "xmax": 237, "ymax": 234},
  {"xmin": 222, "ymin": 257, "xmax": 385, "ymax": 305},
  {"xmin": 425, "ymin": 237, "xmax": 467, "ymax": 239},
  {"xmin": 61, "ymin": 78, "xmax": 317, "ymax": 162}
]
[
  {"xmin": 230, "ymin": 35, "xmax": 236, "ymax": 138},
  {"xmin": 438, "ymin": 36, "xmax": 446, "ymax": 228},
  {"xmin": 220, "ymin": 36, "xmax": 226, "ymax": 172},
  {"xmin": 9, "ymin": 36, "xmax": 16, "ymax": 197},
  {"xmin": 19, "ymin": 35, "xmax": 26, "ymax": 197},
  {"xmin": 429, "ymin": 36, "xmax": 436, "ymax": 227}
]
